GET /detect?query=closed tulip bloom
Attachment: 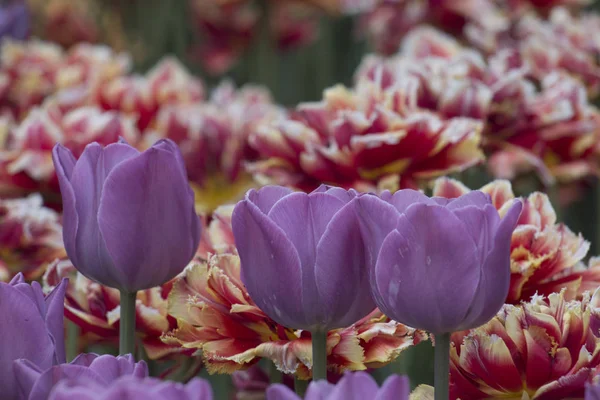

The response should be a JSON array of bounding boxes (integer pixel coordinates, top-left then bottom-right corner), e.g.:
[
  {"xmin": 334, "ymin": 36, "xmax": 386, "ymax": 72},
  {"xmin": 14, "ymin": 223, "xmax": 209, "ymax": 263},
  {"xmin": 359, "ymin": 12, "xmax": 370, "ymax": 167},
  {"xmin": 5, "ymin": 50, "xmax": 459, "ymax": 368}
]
[
  {"xmin": 0, "ymin": 273, "xmax": 67, "ymax": 399},
  {"xmin": 232, "ymin": 185, "xmax": 375, "ymax": 331},
  {"xmin": 52, "ymin": 139, "xmax": 201, "ymax": 292},
  {"xmin": 47, "ymin": 376, "xmax": 213, "ymax": 400},
  {"xmin": 14, "ymin": 353, "xmax": 148, "ymax": 400},
  {"xmin": 266, "ymin": 372, "xmax": 409, "ymax": 400},
  {"xmin": 355, "ymin": 190, "xmax": 522, "ymax": 334}
]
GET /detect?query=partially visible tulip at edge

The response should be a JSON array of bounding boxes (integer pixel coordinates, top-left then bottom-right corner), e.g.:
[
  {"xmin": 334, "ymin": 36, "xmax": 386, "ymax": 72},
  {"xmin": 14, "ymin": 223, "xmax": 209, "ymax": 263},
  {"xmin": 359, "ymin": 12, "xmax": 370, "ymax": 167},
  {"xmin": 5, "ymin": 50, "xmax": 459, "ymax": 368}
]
[
  {"xmin": 0, "ymin": 273, "xmax": 67, "ymax": 399},
  {"xmin": 51, "ymin": 138, "xmax": 201, "ymax": 292},
  {"xmin": 267, "ymin": 371, "xmax": 410, "ymax": 400},
  {"xmin": 13, "ymin": 353, "xmax": 148, "ymax": 400}
]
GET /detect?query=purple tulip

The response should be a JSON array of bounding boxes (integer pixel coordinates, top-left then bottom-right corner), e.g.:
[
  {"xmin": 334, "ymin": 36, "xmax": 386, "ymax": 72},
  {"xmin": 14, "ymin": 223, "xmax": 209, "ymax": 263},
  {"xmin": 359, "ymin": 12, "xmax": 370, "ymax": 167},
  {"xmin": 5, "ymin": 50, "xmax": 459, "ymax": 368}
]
[
  {"xmin": 0, "ymin": 1, "xmax": 29, "ymax": 40},
  {"xmin": 232, "ymin": 185, "xmax": 375, "ymax": 330},
  {"xmin": 46, "ymin": 376, "xmax": 213, "ymax": 400},
  {"xmin": 13, "ymin": 353, "xmax": 148, "ymax": 400},
  {"xmin": 0, "ymin": 273, "xmax": 67, "ymax": 399},
  {"xmin": 266, "ymin": 372, "xmax": 409, "ymax": 400},
  {"xmin": 52, "ymin": 139, "xmax": 201, "ymax": 292},
  {"xmin": 355, "ymin": 189, "xmax": 522, "ymax": 334},
  {"xmin": 587, "ymin": 382, "xmax": 600, "ymax": 400}
]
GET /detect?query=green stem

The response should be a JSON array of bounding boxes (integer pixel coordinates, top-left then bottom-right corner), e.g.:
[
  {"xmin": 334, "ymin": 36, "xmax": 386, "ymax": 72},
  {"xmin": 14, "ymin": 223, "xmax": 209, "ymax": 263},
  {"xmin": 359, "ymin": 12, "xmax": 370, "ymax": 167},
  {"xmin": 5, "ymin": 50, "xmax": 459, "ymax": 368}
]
[
  {"xmin": 268, "ymin": 360, "xmax": 282, "ymax": 384},
  {"xmin": 294, "ymin": 376, "xmax": 309, "ymax": 397},
  {"xmin": 66, "ymin": 320, "xmax": 80, "ymax": 362},
  {"xmin": 547, "ymin": 183, "xmax": 562, "ymax": 223},
  {"xmin": 311, "ymin": 330, "xmax": 328, "ymax": 381},
  {"xmin": 119, "ymin": 290, "xmax": 137, "ymax": 356},
  {"xmin": 434, "ymin": 333, "xmax": 451, "ymax": 400}
]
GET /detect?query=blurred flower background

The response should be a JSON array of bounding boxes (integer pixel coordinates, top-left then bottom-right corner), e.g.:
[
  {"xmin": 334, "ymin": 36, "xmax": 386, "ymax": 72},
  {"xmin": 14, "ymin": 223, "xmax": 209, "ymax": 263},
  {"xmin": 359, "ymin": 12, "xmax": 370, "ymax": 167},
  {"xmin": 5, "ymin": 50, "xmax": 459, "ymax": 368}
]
[{"xmin": 6, "ymin": 0, "xmax": 600, "ymax": 398}]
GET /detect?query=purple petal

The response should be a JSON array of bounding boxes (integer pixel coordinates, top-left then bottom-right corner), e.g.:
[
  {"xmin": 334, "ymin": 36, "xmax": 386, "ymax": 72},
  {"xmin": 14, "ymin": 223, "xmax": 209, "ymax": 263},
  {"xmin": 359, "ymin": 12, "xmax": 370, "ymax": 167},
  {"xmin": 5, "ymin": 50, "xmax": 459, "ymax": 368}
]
[
  {"xmin": 267, "ymin": 192, "xmax": 345, "ymax": 324},
  {"xmin": 375, "ymin": 375, "xmax": 410, "ymax": 400},
  {"xmin": 446, "ymin": 191, "xmax": 491, "ymax": 211},
  {"xmin": 98, "ymin": 143, "xmax": 199, "ymax": 291},
  {"xmin": 232, "ymin": 200, "xmax": 305, "ymax": 329},
  {"xmin": 460, "ymin": 200, "xmax": 523, "ymax": 330},
  {"xmin": 305, "ymin": 380, "xmax": 335, "ymax": 400},
  {"xmin": 181, "ymin": 378, "xmax": 213, "ymax": 399},
  {"xmin": 0, "ymin": 283, "xmax": 54, "ymax": 399},
  {"xmin": 44, "ymin": 278, "xmax": 68, "ymax": 364},
  {"xmin": 389, "ymin": 189, "xmax": 436, "ymax": 213},
  {"xmin": 329, "ymin": 372, "xmax": 379, "ymax": 400},
  {"xmin": 373, "ymin": 204, "xmax": 481, "ymax": 333},
  {"xmin": 354, "ymin": 195, "xmax": 399, "ymax": 284},
  {"xmin": 69, "ymin": 143, "xmax": 123, "ymax": 288},
  {"xmin": 312, "ymin": 185, "xmax": 357, "ymax": 204},
  {"xmin": 266, "ymin": 384, "xmax": 302, "ymax": 400},
  {"xmin": 69, "ymin": 353, "xmax": 99, "ymax": 367},
  {"xmin": 13, "ymin": 359, "xmax": 44, "ymax": 400},
  {"xmin": 87, "ymin": 355, "xmax": 148, "ymax": 383},
  {"xmin": 315, "ymin": 200, "xmax": 376, "ymax": 328},
  {"xmin": 47, "ymin": 381, "xmax": 98, "ymax": 400},
  {"xmin": 431, "ymin": 196, "xmax": 452, "ymax": 205},
  {"xmin": 52, "ymin": 144, "xmax": 79, "ymax": 268},
  {"xmin": 450, "ymin": 205, "xmax": 500, "ymax": 270},
  {"xmin": 28, "ymin": 365, "xmax": 104, "ymax": 400},
  {"xmin": 246, "ymin": 186, "xmax": 294, "ymax": 214},
  {"xmin": 9, "ymin": 272, "xmax": 25, "ymax": 285}
]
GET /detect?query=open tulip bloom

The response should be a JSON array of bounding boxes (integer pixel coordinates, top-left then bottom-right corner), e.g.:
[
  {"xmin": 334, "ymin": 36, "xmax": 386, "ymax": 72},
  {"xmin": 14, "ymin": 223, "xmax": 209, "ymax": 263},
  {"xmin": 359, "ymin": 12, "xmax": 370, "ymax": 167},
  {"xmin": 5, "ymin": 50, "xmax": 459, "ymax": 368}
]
[
  {"xmin": 353, "ymin": 189, "xmax": 523, "ymax": 400},
  {"xmin": 52, "ymin": 139, "xmax": 201, "ymax": 356}
]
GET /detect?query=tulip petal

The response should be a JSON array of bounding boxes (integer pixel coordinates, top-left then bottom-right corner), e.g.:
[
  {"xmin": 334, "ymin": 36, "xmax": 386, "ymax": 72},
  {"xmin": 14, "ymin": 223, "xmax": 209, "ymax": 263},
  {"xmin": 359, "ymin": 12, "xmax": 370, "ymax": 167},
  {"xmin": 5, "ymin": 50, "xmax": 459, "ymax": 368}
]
[
  {"xmin": 232, "ymin": 200, "xmax": 305, "ymax": 329},
  {"xmin": 354, "ymin": 195, "xmax": 400, "ymax": 272},
  {"xmin": 446, "ymin": 191, "xmax": 491, "ymax": 211},
  {"xmin": 0, "ymin": 284, "xmax": 55, "ymax": 399},
  {"xmin": 266, "ymin": 384, "xmax": 302, "ymax": 400},
  {"xmin": 375, "ymin": 375, "xmax": 410, "ymax": 400},
  {"xmin": 389, "ymin": 189, "xmax": 436, "ymax": 213},
  {"xmin": 461, "ymin": 200, "xmax": 523, "ymax": 329},
  {"xmin": 315, "ymin": 199, "xmax": 375, "ymax": 329},
  {"xmin": 87, "ymin": 355, "xmax": 148, "ymax": 382},
  {"xmin": 44, "ymin": 278, "xmax": 68, "ymax": 364},
  {"xmin": 268, "ymin": 192, "xmax": 345, "ymax": 324},
  {"xmin": 69, "ymin": 143, "xmax": 123, "ymax": 288},
  {"xmin": 305, "ymin": 380, "xmax": 335, "ymax": 399},
  {"xmin": 374, "ymin": 204, "xmax": 480, "ymax": 333},
  {"xmin": 52, "ymin": 144, "xmax": 79, "ymax": 268},
  {"xmin": 312, "ymin": 185, "xmax": 357, "ymax": 204},
  {"xmin": 28, "ymin": 365, "xmax": 105, "ymax": 400},
  {"xmin": 98, "ymin": 143, "xmax": 199, "ymax": 291},
  {"xmin": 13, "ymin": 359, "xmax": 44, "ymax": 400},
  {"xmin": 329, "ymin": 371, "xmax": 379, "ymax": 400},
  {"xmin": 247, "ymin": 186, "xmax": 294, "ymax": 214}
]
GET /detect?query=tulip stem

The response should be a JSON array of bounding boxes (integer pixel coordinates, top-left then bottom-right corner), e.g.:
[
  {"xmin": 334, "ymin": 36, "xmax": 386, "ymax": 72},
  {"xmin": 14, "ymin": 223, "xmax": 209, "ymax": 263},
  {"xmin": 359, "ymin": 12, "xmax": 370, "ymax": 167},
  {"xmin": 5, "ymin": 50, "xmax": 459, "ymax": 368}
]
[
  {"xmin": 434, "ymin": 333, "xmax": 451, "ymax": 400},
  {"xmin": 119, "ymin": 290, "xmax": 137, "ymax": 356},
  {"xmin": 294, "ymin": 376, "xmax": 309, "ymax": 397},
  {"xmin": 311, "ymin": 330, "xmax": 328, "ymax": 381},
  {"xmin": 66, "ymin": 320, "xmax": 80, "ymax": 362}
]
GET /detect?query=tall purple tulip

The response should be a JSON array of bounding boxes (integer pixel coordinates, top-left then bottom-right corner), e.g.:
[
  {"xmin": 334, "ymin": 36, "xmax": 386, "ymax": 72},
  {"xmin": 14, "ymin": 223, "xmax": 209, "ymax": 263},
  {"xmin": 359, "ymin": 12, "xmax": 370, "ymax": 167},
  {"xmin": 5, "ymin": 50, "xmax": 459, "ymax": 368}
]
[
  {"xmin": 13, "ymin": 353, "xmax": 148, "ymax": 400},
  {"xmin": 0, "ymin": 273, "xmax": 67, "ymax": 399},
  {"xmin": 52, "ymin": 139, "xmax": 201, "ymax": 292},
  {"xmin": 232, "ymin": 185, "xmax": 376, "ymax": 380},
  {"xmin": 46, "ymin": 376, "xmax": 213, "ymax": 400},
  {"xmin": 266, "ymin": 372, "xmax": 410, "ymax": 400},
  {"xmin": 355, "ymin": 189, "xmax": 522, "ymax": 334}
]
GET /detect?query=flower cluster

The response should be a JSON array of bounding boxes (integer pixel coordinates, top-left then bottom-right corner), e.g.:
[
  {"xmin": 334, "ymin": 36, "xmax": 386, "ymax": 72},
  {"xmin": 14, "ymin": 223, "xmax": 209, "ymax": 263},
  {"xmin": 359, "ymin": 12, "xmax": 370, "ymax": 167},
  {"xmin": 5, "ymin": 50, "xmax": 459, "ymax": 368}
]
[
  {"xmin": 0, "ymin": 194, "xmax": 64, "ymax": 281},
  {"xmin": 249, "ymin": 61, "xmax": 484, "ymax": 191},
  {"xmin": 450, "ymin": 290, "xmax": 600, "ymax": 399},
  {"xmin": 356, "ymin": 27, "xmax": 600, "ymax": 185}
]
